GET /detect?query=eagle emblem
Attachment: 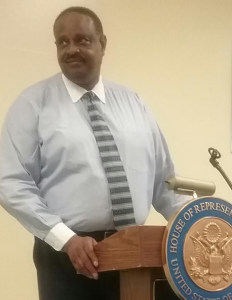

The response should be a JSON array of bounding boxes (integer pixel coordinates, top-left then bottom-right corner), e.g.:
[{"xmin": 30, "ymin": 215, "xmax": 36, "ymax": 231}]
[{"xmin": 186, "ymin": 221, "xmax": 232, "ymax": 291}]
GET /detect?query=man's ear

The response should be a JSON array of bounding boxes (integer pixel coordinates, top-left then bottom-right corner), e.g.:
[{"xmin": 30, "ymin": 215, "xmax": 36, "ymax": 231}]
[{"xmin": 100, "ymin": 34, "xmax": 107, "ymax": 55}]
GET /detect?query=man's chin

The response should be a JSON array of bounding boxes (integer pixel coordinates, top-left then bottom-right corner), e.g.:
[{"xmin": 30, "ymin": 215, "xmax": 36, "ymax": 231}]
[
  {"xmin": 63, "ymin": 70, "xmax": 86, "ymax": 84},
  {"xmin": 62, "ymin": 67, "xmax": 99, "ymax": 89}
]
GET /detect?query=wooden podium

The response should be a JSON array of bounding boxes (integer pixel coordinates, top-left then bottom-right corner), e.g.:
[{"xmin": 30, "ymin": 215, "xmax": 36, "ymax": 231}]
[{"xmin": 95, "ymin": 226, "xmax": 167, "ymax": 300}]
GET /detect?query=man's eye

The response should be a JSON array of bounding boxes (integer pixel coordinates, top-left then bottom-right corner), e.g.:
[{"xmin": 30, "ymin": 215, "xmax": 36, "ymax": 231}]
[
  {"xmin": 79, "ymin": 38, "xmax": 91, "ymax": 45},
  {"xmin": 56, "ymin": 40, "xmax": 68, "ymax": 48}
]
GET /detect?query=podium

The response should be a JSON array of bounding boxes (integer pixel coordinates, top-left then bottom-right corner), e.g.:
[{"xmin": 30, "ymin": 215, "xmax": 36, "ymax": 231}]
[{"xmin": 95, "ymin": 226, "xmax": 171, "ymax": 300}]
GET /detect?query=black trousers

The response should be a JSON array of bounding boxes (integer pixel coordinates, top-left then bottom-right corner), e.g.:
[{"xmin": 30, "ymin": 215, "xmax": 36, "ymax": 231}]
[{"xmin": 33, "ymin": 237, "xmax": 120, "ymax": 300}]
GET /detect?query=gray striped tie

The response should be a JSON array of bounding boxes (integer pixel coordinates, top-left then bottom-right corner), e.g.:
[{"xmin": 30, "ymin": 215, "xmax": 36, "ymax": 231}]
[{"xmin": 83, "ymin": 91, "xmax": 136, "ymax": 230}]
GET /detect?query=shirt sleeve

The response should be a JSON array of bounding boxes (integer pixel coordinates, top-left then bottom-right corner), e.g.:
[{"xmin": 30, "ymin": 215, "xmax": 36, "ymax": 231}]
[
  {"xmin": 144, "ymin": 105, "xmax": 191, "ymax": 220},
  {"xmin": 0, "ymin": 92, "xmax": 74, "ymax": 250}
]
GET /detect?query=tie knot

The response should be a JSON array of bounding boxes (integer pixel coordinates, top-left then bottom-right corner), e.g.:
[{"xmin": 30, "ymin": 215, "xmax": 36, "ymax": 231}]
[{"xmin": 82, "ymin": 91, "xmax": 96, "ymax": 102}]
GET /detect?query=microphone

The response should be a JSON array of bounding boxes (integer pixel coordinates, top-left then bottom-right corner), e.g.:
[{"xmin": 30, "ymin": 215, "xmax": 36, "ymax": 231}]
[
  {"xmin": 208, "ymin": 147, "xmax": 232, "ymax": 190},
  {"xmin": 166, "ymin": 175, "xmax": 216, "ymax": 197}
]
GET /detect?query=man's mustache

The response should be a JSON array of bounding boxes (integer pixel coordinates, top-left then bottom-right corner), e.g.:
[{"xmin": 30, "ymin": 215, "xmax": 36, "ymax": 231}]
[{"xmin": 64, "ymin": 53, "xmax": 86, "ymax": 63}]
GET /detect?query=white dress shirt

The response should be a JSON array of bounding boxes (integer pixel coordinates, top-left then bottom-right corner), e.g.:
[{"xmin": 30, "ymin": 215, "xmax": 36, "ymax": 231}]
[{"xmin": 0, "ymin": 73, "xmax": 189, "ymax": 250}]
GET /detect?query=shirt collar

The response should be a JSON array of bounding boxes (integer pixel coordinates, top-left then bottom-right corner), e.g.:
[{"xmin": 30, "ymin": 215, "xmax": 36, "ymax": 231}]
[{"xmin": 62, "ymin": 74, "xmax": 105, "ymax": 103}]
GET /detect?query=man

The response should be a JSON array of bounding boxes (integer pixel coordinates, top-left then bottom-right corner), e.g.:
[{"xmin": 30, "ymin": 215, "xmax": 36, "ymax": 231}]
[{"xmin": 0, "ymin": 6, "xmax": 188, "ymax": 300}]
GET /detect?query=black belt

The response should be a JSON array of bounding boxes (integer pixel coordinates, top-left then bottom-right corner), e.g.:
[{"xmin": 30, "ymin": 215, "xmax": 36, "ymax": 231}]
[{"xmin": 75, "ymin": 230, "xmax": 117, "ymax": 242}]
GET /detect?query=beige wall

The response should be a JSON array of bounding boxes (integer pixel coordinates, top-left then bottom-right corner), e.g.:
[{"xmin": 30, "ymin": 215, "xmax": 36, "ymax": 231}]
[{"xmin": 1, "ymin": 0, "xmax": 232, "ymax": 298}]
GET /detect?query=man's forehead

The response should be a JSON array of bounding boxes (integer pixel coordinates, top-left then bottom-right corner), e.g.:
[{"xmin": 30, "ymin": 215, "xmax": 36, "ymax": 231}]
[{"xmin": 54, "ymin": 12, "xmax": 95, "ymax": 33}]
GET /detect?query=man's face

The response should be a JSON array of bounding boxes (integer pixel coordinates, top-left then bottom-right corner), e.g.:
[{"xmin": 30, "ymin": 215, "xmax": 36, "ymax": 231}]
[{"xmin": 54, "ymin": 12, "xmax": 106, "ymax": 90}]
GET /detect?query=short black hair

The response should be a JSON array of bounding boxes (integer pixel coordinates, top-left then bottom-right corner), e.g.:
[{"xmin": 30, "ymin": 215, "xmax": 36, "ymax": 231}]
[{"xmin": 53, "ymin": 6, "xmax": 104, "ymax": 35}]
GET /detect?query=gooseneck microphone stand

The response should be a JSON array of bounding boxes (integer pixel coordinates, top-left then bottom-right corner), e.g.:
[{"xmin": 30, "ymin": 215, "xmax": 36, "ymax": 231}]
[{"xmin": 208, "ymin": 147, "xmax": 232, "ymax": 190}]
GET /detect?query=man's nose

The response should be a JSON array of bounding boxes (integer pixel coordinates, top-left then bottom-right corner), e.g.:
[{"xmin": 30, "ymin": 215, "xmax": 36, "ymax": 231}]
[{"xmin": 67, "ymin": 42, "xmax": 80, "ymax": 54}]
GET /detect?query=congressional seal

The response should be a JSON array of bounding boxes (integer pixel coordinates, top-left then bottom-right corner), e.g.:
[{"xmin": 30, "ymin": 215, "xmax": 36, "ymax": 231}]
[{"xmin": 162, "ymin": 197, "xmax": 232, "ymax": 300}]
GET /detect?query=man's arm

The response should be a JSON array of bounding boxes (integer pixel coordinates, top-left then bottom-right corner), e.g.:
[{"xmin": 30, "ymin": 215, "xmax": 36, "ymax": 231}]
[
  {"xmin": 0, "ymin": 95, "xmax": 65, "ymax": 242},
  {"xmin": 0, "ymin": 93, "xmax": 98, "ymax": 278},
  {"xmin": 144, "ymin": 105, "xmax": 191, "ymax": 219}
]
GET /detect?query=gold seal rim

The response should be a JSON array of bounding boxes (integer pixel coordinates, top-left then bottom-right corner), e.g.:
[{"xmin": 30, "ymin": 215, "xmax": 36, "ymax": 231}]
[{"xmin": 162, "ymin": 196, "xmax": 232, "ymax": 300}]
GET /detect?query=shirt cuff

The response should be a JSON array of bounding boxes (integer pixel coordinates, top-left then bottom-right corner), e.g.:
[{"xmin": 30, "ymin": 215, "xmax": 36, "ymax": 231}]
[{"xmin": 44, "ymin": 223, "xmax": 76, "ymax": 251}]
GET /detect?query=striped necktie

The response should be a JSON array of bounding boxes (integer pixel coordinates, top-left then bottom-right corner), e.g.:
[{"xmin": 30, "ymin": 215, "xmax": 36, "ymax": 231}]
[{"xmin": 83, "ymin": 91, "xmax": 136, "ymax": 230}]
